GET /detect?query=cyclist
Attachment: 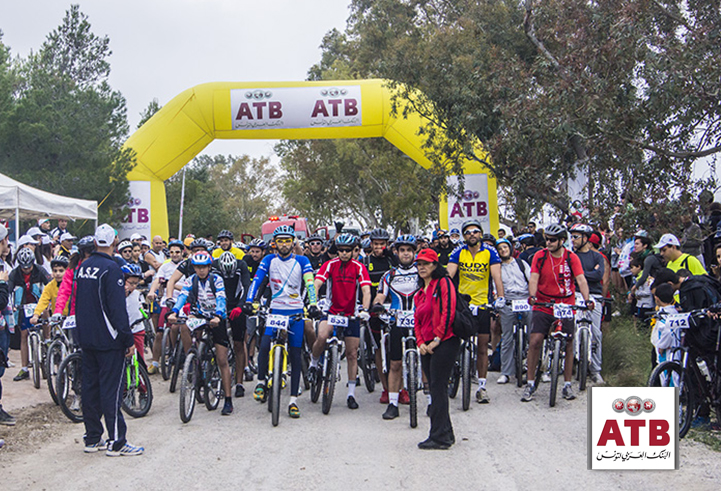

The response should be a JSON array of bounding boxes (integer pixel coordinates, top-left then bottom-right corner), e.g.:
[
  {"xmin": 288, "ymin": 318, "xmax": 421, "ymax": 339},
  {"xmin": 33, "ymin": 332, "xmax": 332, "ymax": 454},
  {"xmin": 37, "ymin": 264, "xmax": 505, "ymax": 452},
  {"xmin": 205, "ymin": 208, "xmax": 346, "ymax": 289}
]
[
  {"xmin": 53, "ymin": 236, "xmax": 95, "ymax": 319},
  {"xmin": 305, "ymin": 234, "xmax": 325, "ymax": 272},
  {"xmin": 312, "ymin": 233, "xmax": 372, "ymax": 410},
  {"xmin": 523, "ymin": 224, "xmax": 593, "ymax": 402},
  {"xmin": 30, "ymin": 256, "xmax": 69, "ymax": 342},
  {"xmin": 117, "ymin": 240, "xmax": 134, "ymax": 266},
  {"xmin": 0, "ymin": 224, "xmax": 13, "ymax": 426},
  {"xmin": 216, "ymin": 251, "xmax": 251, "ymax": 397},
  {"xmin": 122, "ymin": 263, "xmax": 148, "ymax": 367},
  {"xmin": 449, "ymin": 228, "xmax": 461, "ymax": 245},
  {"xmin": 167, "ymin": 251, "xmax": 234, "ymax": 416},
  {"xmin": 495, "ymin": 238, "xmax": 531, "ymax": 384},
  {"xmin": 144, "ymin": 236, "xmax": 167, "ymax": 271},
  {"xmin": 370, "ymin": 234, "xmax": 420, "ymax": 420},
  {"xmin": 212, "ymin": 230, "xmax": 245, "ymax": 260},
  {"xmin": 518, "ymin": 234, "xmax": 541, "ymax": 264},
  {"xmin": 56, "ymin": 232, "xmax": 75, "ymax": 259},
  {"xmin": 9, "ymin": 247, "xmax": 50, "ymax": 381},
  {"xmin": 570, "ymin": 223, "xmax": 606, "ymax": 384},
  {"xmin": 243, "ymin": 225, "xmax": 320, "ymax": 419},
  {"xmin": 434, "ymin": 229, "xmax": 455, "ymax": 266},
  {"xmin": 242, "ymin": 238, "xmax": 266, "ymax": 381},
  {"xmin": 163, "ymin": 239, "xmax": 210, "ymax": 307},
  {"xmin": 447, "ymin": 219, "xmax": 505, "ymax": 403},
  {"xmin": 362, "ymin": 228, "xmax": 400, "ymax": 404},
  {"xmin": 145, "ymin": 240, "xmax": 185, "ymax": 374}
]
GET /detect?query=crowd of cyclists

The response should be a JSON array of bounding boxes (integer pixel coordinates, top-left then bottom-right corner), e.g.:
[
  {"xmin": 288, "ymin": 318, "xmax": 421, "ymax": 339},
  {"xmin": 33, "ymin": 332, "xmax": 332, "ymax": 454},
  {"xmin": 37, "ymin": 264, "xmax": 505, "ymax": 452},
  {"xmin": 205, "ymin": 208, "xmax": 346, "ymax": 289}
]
[{"xmin": 1, "ymin": 209, "xmax": 721, "ymax": 452}]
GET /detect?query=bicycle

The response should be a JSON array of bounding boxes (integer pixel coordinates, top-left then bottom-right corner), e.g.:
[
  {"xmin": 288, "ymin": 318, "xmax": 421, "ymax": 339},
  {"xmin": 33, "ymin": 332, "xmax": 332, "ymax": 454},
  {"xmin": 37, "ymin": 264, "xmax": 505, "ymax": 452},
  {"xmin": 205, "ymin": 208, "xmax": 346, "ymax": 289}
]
[
  {"xmin": 122, "ymin": 319, "xmax": 154, "ymax": 418},
  {"xmin": 511, "ymin": 300, "xmax": 531, "ymax": 388},
  {"xmin": 161, "ymin": 322, "xmax": 184, "ymax": 391},
  {"xmin": 648, "ymin": 308, "xmax": 721, "ymax": 438},
  {"xmin": 310, "ymin": 313, "xmax": 351, "ymax": 415},
  {"xmin": 449, "ymin": 304, "xmax": 493, "ymax": 411},
  {"xmin": 378, "ymin": 308, "xmax": 422, "ymax": 428},
  {"xmin": 45, "ymin": 315, "xmax": 77, "ymax": 405},
  {"xmin": 25, "ymin": 304, "xmax": 44, "ymax": 389},
  {"xmin": 56, "ymin": 348, "xmax": 83, "ymax": 423},
  {"xmin": 358, "ymin": 317, "xmax": 378, "ymax": 393},
  {"xmin": 574, "ymin": 306, "xmax": 593, "ymax": 391}
]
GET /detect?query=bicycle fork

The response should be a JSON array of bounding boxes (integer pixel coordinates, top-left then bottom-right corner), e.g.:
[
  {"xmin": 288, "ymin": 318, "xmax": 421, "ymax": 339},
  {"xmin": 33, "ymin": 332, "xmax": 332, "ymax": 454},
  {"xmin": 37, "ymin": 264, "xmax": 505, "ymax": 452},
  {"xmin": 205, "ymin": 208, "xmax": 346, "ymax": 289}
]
[{"xmin": 268, "ymin": 343, "xmax": 288, "ymax": 389}]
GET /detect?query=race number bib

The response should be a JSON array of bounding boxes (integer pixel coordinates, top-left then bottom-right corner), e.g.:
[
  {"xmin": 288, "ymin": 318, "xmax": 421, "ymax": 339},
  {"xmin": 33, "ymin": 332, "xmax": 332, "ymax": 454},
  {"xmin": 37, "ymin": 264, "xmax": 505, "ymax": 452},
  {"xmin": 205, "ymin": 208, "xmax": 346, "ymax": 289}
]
[
  {"xmin": 186, "ymin": 318, "xmax": 206, "ymax": 331},
  {"xmin": 318, "ymin": 298, "xmax": 331, "ymax": 312},
  {"xmin": 574, "ymin": 293, "xmax": 586, "ymax": 308},
  {"xmin": 266, "ymin": 314, "xmax": 289, "ymax": 330},
  {"xmin": 666, "ymin": 313, "xmax": 690, "ymax": 329},
  {"xmin": 62, "ymin": 315, "xmax": 76, "ymax": 330},
  {"xmin": 553, "ymin": 304, "xmax": 574, "ymax": 319},
  {"xmin": 512, "ymin": 300, "xmax": 531, "ymax": 312},
  {"xmin": 23, "ymin": 303, "xmax": 37, "ymax": 318},
  {"xmin": 328, "ymin": 315, "xmax": 349, "ymax": 327},
  {"xmin": 396, "ymin": 310, "xmax": 415, "ymax": 328}
]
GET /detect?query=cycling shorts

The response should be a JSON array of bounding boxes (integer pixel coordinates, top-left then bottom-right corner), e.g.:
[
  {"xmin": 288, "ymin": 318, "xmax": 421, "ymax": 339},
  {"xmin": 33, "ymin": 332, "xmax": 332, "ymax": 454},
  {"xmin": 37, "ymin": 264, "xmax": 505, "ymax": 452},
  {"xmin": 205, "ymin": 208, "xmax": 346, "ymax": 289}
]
[
  {"xmin": 530, "ymin": 310, "xmax": 573, "ymax": 337},
  {"xmin": 209, "ymin": 319, "xmax": 230, "ymax": 349},
  {"xmin": 472, "ymin": 308, "xmax": 492, "ymax": 336},
  {"xmin": 320, "ymin": 314, "xmax": 360, "ymax": 338},
  {"xmin": 263, "ymin": 308, "xmax": 304, "ymax": 348},
  {"xmin": 229, "ymin": 314, "xmax": 247, "ymax": 342},
  {"xmin": 20, "ymin": 316, "xmax": 32, "ymax": 332},
  {"xmin": 158, "ymin": 307, "xmax": 171, "ymax": 330}
]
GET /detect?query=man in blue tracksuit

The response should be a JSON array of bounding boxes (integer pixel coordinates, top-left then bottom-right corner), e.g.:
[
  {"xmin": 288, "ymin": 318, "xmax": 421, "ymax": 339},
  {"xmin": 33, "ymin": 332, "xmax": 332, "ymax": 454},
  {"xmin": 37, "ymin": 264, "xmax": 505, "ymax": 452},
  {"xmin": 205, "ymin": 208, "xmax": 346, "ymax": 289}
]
[{"xmin": 74, "ymin": 224, "xmax": 143, "ymax": 456}]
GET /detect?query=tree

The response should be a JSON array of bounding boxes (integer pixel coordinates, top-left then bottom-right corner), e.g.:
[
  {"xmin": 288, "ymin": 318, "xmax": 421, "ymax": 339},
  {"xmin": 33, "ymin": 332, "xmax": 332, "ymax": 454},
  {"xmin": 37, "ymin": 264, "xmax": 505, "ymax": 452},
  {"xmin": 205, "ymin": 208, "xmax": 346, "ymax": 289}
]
[
  {"xmin": 0, "ymin": 5, "xmax": 134, "ymax": 232},
  {"xmin": 137, "ymin": 98, "xmax": 161, "ymax": 129}
]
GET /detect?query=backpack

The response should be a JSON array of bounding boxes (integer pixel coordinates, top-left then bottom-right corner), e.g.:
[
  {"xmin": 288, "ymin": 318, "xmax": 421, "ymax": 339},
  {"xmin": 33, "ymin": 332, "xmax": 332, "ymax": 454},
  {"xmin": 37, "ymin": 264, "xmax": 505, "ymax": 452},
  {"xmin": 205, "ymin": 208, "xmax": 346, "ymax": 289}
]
[
  {"xmin": 515, "ymin": 257, "xmax": 529, "ymax": 284},
  {"xmin": 535, "ymin": 249, "xmax": 574, "ymax": 278},
  {"xmin": 186, "ymin": 273, "xmax": 218, "ymax": 308},
  {"xmin": 679, "ymin": 275, "xmax": 721, "ymax": 354},
  {"xmin": 437, "ymin": 277, "xmax": 477, "ymax": 340}
]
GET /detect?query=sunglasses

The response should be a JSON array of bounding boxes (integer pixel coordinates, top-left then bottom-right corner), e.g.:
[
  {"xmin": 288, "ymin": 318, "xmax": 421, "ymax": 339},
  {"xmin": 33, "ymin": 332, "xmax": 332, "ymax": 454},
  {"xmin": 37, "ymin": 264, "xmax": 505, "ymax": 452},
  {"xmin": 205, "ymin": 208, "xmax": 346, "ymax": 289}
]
[
  {"xmin": 275, "ymin": 238, "xmax": 293, "ymax": 244},
  {"xmin": 463, "ymin": 229, "xmax": 482, "ymax": 236},
  {"xmin": 338, "ymin": 248, "xmax": 353, "ymax": 253},
  {"xmin": 308, "ymin": 241, "xmax": 322, "ymax": 246},
  {"xmin": 545, "ymin": 237, "xmax": 560, "ymax": 243},
  {"xmin": 571, "ymin": 235, "xmax": 582, "ymax": 240}
]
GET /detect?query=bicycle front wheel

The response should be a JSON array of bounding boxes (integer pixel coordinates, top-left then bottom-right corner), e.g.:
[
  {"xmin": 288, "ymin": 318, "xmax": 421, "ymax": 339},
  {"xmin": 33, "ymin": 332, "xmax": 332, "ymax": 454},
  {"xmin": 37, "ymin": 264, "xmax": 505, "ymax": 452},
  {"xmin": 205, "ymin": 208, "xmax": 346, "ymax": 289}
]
[
  {"xmin": 448, "ymin": 355, "xmax": 460, "ymax": 399},
  {"xmin": 461, "ymin": 345, "xmax": 472, "ymax": 411},
  {"xmin": 407, "ymin": 350, "xmax": 419, "ymax": 428},
  {"xmin": 46, "ymin": 339, "xmax": 66, "ymax": 405},
  {"xmin": 360, "ymin": 326, "xmax": 375, "ymax": 393},
  {"xmin": 515, "ymin": 324, "xmax": 525, "ymax": 387},
  {"xmin": 578, "ymin": 329, "xmax": 589, "ymax": 391},
  {"xmin": 122, "ymin": 361, "xmax": 153, "ymax": 418},
  {"xmin": 30, "ymin": 333, "xmax": 41, "ymax": 389},
  {"xmin": 57, "ymin": 351, "xmax": 83, "ymax": 423},
  {"xmin": 648, "ymin": 361, "xmax": 695, "ymax": 438},
  {"xmin": 179, "ymin": 351, "xmax": 198, "ymax": 423},
  {"xmin": 271, "ymin": 345, "xmax": 283, "ymax": 426},
  {"xmin": 204, "ymin": 362, "xmax": 222, "ymax": 411},
  {"xmin": 549, "ymin": 339, "xmax": 561, "ymax": 407},
  {"xmin": 322, "ymin": 345, "xmax": 338, "ymax": 415},
  {"xmin": 169, "ymin": 339, "xmax": 183, "ymax": 393},
  {"xmin": 160, "ymin": 328, "xmax": 172, "ymax": 381}
]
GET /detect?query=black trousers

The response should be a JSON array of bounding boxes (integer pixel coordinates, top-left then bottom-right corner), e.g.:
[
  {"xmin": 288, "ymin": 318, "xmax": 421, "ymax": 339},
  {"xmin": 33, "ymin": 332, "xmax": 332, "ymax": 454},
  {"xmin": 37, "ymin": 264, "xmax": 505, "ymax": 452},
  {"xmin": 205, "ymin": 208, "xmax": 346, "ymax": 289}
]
[
  {"xmin": 421, "ymin": 336, "xmax": 460, "ymax": 446},
  {"xmin": 81, "ymin": 348, "xmax": 127, "ymax": 450}
]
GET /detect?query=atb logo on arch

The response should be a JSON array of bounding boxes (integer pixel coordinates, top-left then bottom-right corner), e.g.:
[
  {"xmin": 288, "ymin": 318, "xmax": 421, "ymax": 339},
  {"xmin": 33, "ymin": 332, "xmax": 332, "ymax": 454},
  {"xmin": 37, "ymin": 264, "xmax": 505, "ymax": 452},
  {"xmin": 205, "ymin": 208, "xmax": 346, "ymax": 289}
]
[{"xmin": 588, "ymin": 387, "xmax": 678, "ymax": 470}]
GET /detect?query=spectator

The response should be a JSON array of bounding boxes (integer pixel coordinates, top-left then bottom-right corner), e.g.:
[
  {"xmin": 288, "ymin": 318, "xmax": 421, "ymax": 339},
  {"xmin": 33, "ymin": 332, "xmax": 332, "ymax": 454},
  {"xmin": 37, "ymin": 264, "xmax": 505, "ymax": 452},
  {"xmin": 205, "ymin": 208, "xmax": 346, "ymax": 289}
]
[
  {"xmin": 0, "ymin": 223, "xmax": 15, "ymax": 426},
  {"xmin": 680, "ymin": 213, "xmax": 705, "ymax": 268},
  {"xmin": 656, "ymin": 234, "xmax": 706, "ymax": 276}
]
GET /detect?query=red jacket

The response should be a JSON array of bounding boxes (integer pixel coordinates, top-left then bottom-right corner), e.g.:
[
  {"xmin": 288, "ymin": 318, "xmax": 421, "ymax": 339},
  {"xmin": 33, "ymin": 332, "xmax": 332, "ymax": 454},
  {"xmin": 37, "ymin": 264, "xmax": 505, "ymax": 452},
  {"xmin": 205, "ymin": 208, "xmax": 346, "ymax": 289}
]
[{"xmin": 414, "ymin": 277, "xmax": 456, "ymax": 345}]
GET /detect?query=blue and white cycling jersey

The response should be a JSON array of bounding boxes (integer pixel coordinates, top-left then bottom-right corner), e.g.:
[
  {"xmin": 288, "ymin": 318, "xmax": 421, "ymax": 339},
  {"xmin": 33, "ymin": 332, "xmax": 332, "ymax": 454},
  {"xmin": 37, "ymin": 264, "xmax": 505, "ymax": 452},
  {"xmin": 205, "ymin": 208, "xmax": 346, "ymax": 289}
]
[
  {"xmin": 173, "ymin": 273, "xmax": 227, "ymax": 319},
  {"xmin": 378, "ymin": 264, "xmax": 420, "ymax": 311},
  {"xmin": 246, "ymin": 254, "xmax": 315, "ymax": 310}
]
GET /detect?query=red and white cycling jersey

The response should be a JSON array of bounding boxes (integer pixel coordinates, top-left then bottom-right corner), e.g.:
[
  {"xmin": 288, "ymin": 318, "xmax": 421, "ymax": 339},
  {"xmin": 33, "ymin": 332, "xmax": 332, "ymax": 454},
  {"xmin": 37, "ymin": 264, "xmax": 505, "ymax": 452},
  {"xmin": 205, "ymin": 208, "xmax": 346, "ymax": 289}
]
[{"xmin": 316, "ymin": 258, "xmax": 371, "ymax": 316}]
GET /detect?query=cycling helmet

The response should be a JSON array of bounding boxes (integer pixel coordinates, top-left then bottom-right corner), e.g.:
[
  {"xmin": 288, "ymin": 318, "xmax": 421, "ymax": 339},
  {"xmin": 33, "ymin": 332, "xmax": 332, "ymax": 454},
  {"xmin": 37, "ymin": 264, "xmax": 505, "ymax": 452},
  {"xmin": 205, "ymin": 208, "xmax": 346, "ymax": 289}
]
[
  {"xmin": 167, "ymin": 240, "xmax": 184, "ymax": 250},
  {"xmin": 361, "ymin": 238, "xmax": 371, "ymax": 250},
  {"xmin": 117, "ymin": 240, "xmax": 133, "ymax": 252},
  {"xmin": 634, "ymin": 229, "xmax": 649, "ymax": 239},
  {"xmin": 495, "ymin": 238, "xmax": 513, "ymax": 254},
  {"xmin": 335, "ymin": 233, "xmax": 358, "ymax": 247},
  {"xmin": 17, "ymin": 247, "xmax": 35, "ymax": 268},
  {"xmin": 218, "ymin": 229, "xmax": 234, "ymax": 240},
  {"xmin": 461, "ymin": 219, "xmax": 483, "ymax": 233},
  {"xmin": 437, "ymin": 229, "xmax": 449, "ymax": 238},
  {"xmin": 190, "ymin": 251, "xmax": 213, "ymax": 266},
  {"xmin": 369, "ymin": 228, "xmax": 390, "ymax": 241},
  {"xmin": 234, "ymin": 241, "xmax": 246, "ymax": 251},
  {"xmin": 273, "ymin": 225, "xmax": 296, "ymax": 238},
  {"xmin": 518, "ymin": 233, "xmax": 535, "ymax": 246},
  {"xmin": 248, "ymin": 238, "xmax": 266, "ymax": 250},
  {"xmin": 121, "ymin": 263, "xmax": 143, "ymax": 278},
  {"xmin": 189, "ymin": 238, "xmax": 207, "ymax": 251},
  {"xmin": 544, "ymin": 223, "xmax": 568, "ymax": 240},
  {"xmin": 77, "ymin": 235, "xmax": 96, "ymax": 255},
  {"xmin": 306, "ymin": 234, "xmax": 323, "ymax": 244},
  {"xmin": 395, "ymin": 234, "xmax": 417, "ymax": 249},
  {"xmin": 50, "ymin": 256, "xmax": 69, "ymax": 268},
  {"xmin": 217, "ymin": 251, "xmax": 238, "ymax": 277},
  {"xmin": 482, "ymin": 233, "xmax": 496, "ymax": 243},
  {"xmin": 450, "ymin": 228, "xmax": 460, "ymax": 235},
  {"xmin": 569, "ymin": 223, "xmax": 593, "ymax": 237}
]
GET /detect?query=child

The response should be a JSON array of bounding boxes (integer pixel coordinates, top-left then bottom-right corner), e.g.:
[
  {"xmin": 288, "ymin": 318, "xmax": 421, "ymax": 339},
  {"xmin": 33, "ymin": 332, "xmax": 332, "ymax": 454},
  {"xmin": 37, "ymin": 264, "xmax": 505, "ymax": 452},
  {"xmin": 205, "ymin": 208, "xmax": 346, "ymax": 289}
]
[
  {"xmin": 30, "ymin": 256, "xmax": 70, "ymax": 341},
  {"xmin": 121, "ymin": 264, "xmax": 146, "ymax": 368},
  {"xmin": 629, "ymin": 257, "xmax": 654, "ymax": 329},
  {"xmin": 650, "ymin": 283, "xmax": 682, "ymax": 369}
]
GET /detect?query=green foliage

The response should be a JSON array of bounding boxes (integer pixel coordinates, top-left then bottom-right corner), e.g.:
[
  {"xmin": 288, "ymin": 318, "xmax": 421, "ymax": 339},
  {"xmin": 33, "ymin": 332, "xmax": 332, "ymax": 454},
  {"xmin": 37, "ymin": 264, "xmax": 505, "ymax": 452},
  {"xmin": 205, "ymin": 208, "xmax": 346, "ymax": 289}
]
[
  {"xmin": 0, "ymin": 6, "xmax": 133, "ymax": 230},
  {"xmin": 602, "ymin": 314, "xmax": 653, "ymax": 388},
  {"xmin": 137, "ymin": 98, "xmax": 161, "ymax": 129},
  {"xmin": 165, "ymin": 154, "xmax": 280, "ymax": 238}
]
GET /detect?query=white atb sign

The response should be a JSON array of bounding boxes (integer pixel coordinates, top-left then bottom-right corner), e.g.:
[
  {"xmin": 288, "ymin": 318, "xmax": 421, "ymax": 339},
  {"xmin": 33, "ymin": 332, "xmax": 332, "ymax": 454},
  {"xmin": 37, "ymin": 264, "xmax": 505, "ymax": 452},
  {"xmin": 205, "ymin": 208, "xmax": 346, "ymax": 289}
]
[
  {"xmin": 231, "ymin": 86, "xmax": 362, "ymax": 130},
  {"xmin": 446, "ymin": 173, "xmax": 491, "ymax": 234},
  {"xmin": 589, "ymin": 387, "xmax": 678, "ymax": 470}
]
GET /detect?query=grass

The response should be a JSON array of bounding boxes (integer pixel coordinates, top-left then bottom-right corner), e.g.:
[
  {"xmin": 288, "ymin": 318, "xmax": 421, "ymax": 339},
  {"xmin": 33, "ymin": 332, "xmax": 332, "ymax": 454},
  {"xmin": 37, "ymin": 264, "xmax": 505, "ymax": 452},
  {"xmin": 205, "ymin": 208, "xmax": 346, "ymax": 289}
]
[{"xmin": 602, "ymin": 313, "xmax": 653, "ymax": 387}]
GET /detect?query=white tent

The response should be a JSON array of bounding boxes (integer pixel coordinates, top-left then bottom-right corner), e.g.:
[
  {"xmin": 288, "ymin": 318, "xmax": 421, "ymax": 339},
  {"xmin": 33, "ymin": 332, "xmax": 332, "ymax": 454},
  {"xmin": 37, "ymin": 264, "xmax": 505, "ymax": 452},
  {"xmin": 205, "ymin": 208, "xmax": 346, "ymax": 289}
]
[{"xmin": 0, "ymin": 172, "xmax": 98, "ymax": 243}]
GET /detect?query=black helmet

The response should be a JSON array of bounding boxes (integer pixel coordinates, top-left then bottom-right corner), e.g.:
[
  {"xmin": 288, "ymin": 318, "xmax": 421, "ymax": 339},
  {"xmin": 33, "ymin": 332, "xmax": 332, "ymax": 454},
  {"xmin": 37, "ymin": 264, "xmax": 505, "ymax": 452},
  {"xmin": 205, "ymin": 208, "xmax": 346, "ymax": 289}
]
[
  {"xmin": 369, "ymin": 228, "xmax": 390, "ymax": 241},
  {"xmin": 218, "ymin": 230, "xmax": 234, "ymax": 240},
  {"xmin": 248, "ymin": 238, "xmax": 266, "ymax": 250},
  {"xmin": 482, "ymin": 233, "xmax": 496, "ymax": 244},
  {"xmin": 77, "ymin": 235, "xmax": 96, "ymax": 255},
  {"xmin": 461, "ymin": 219, "xmax": 483, "ymax": 234},
  {"xmin": 189, "ymin": 238, "xmax": 208, "ymax": 251},
  {"xmin": 306, "ymin": 234, "xmax": 323, "ymax": 244},
  {"xmin": 544, "ymin": 224, "xmax": 568, "ymax": 240}
]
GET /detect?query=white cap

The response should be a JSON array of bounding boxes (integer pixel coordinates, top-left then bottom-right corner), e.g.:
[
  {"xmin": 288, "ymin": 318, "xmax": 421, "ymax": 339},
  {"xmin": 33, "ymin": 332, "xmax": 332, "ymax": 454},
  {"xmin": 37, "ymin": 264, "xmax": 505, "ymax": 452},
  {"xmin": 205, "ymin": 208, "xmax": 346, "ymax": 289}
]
[
  {"xmin": 37, "ymin": 218, "xmax": 49, "ymax": 225},
  {"xmin": 94, "ymin": 223, "xmax": 116, "ymax": 247},
  {"xmin": 141, "ymin": 240, "xmax": 151, "ymax": 247},
  {"xmin": 130, "ymin": 233, "xmax": 143, "ymax": 241},
  {"xmin": 59, "ymin": 232, "xmax": 76, "ymax": 242},
  {"xmin": 27, "ymin": 226, "xmax": 43, "ymax": 237},
  {"xmin": 0, "ymin": 224, "xmax": 7, "ymax": 241},
  {"xmin": 41, "ymin": 235, "xmax": 51, "ymax": 245},
  {"xmin": 17, "ymin": 235, "xmax": 39, "ymax": 247},
  {"xmin": 655, "ymin": 233, "xmax": 680, "ymax": 249}
]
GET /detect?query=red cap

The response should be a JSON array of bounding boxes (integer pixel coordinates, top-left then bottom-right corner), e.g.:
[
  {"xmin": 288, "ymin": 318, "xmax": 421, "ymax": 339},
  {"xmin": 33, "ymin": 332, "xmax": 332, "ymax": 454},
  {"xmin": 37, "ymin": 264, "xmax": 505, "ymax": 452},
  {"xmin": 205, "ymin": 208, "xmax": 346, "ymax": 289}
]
[
  {"xmin": 416, "ymin": 248, "xmax": 439, "ymax": 263},
  {"xmin": 588, "ymin": 233, "xmax": 601, "ymax": 246}
]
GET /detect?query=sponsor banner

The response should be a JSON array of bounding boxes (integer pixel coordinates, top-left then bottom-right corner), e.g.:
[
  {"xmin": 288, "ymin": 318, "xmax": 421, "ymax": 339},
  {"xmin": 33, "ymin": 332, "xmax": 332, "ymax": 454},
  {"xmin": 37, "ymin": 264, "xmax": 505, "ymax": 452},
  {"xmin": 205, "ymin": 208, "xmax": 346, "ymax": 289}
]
[
  {"xmin": 589, "ymin": 387, "xmax": 678, "ymax": 470},
  {"xmin": 447, "ymin": 173, "xmax": 491, "ymax": 234},
  {"xmin": 230, "ymin": 86, "xmax": 362, "ymax": 130},
  {"xmin": 119, "ymin": 181, "xmax": 151, "ymax": 240}
]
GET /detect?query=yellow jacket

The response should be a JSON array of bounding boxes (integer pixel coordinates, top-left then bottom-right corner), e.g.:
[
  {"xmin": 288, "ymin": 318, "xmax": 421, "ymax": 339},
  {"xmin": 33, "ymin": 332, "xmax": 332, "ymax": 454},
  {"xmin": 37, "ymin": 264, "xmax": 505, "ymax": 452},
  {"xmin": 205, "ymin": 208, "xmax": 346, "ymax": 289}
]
[
  {"xmin": 212, "ymin": 246, "xmax": 245, "ymax": 260},
  {"xmin": 34, "ymin": 280, "xmax": 68, "ymax": 316}
]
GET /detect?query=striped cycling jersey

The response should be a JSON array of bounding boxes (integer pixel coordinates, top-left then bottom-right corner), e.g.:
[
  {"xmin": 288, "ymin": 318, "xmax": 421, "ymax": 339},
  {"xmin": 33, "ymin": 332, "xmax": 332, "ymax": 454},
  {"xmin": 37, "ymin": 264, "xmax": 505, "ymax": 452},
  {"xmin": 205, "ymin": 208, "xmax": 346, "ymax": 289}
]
[
  {"xmin": 448, "ymin": 244, "xmax": 501, "ymax": 305},
  {"xmin": 316, "ymin": 258, "xmax": 371, "ymax": 316},
  {"xmin": 378, "ymin": 265, "xmax": 419, "ymax": 310},
  {"xmin": 247, "ymin": 254, "xmax": 315, "ymax": 310}
]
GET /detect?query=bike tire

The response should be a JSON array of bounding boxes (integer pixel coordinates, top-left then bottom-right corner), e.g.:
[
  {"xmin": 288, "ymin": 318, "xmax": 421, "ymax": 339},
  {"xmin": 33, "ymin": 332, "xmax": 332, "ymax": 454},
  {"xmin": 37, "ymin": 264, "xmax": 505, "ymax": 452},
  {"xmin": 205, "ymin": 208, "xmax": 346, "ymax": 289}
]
[
  {"xmin": 448, "ymin": 355, "xmax": 461, "ymax": 399},
  {"xmin": 578, "ymin": 329, "xmax": 589, "ymax": 391},
  {"xmin": 300, "ymin": 346, "xmax": 311, "ymax": 391},
  {"xmin": 360, "ymin": 327, "xmax": 375, "ymax": 393},
  {"xmin": 196, "ymin": 342, "xmax": 208, "ymax": 405},
  {"xmin": 204, "ymin": 363, "xmax": 222, "ymax": 411},
  {"xmin": 179, "ymin": 350, "xmax": 198, "ymax": 423},
  {"xmin": 169, "ymin": 340, "xmax": 183, "ymax": 393},
  {"xmin": 56, "ymin": 351, "xmax": 83, "ymax": 423},
  {"xmin": 549, "ymin": 339, "xmax": 561, "ymax": 407},
  {"xmin": 144, "ymin": 318, "xmax": 155, "ymax": 352},
  {"xmin": 515, "ymin": 324, "xmax": 525, "ymax": 388},
  {"xmin": 310, "ymin": 357, "xmax": 323, "ymax": 403},
  {"xmin": 271, "ymin": 345, "xmax": 283, "ymax": 426},
  {"xmin": 45, "ymin": 339, "xmax": 66, "ymax": 405},
  {"xmin": 322, "ymin": 345, "xmax": 338, "ymax": 415},
  {"xmin": 122, "ymin": 361, "xmax": 153, "ymax": 418},
  {"xmin": 160, "ymin": 328, "xmax": 172, "ymax": 381},
  {"xmin": 408, "ymin": 351, "xmax": 419, "ymax": 428},
  {"xmin": 30, "ymin": 333, "xmax": 41, "ymax": 389},
  {"xmin": 648, "ymin": 361, "xmax": 695, "ymax": 438},
  {"xmin": 461, "ymin": 345, "xmax": 472, "ymax": 411}
]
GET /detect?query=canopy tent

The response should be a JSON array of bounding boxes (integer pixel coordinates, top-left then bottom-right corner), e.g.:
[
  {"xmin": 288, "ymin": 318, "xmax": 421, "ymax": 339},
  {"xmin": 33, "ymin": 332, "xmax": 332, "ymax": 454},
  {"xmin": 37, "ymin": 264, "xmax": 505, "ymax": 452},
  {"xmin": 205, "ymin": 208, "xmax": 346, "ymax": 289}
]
[{"xmin": 0, "ymin": 172, "xmax": 98, "ymax": 243}]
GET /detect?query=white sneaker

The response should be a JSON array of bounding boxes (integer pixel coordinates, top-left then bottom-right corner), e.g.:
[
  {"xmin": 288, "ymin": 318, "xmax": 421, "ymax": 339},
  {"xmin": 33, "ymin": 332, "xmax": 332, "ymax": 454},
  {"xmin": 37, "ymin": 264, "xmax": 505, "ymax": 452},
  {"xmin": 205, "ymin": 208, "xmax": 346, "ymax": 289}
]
[
  {"xmin": 541, "ymin": 372, "xmax": 551, "ymax": 383},
  {"xmin": 590, "ymin": 373, "xmax": 605, "ymax": 385},
  {"xmin": 497, "ymin": 375, "xmax": 509, "ymax": 384},
  {"xmin": 84, "ymin": 440, "xmax": 107, "ymax": 453},
  {"xmin": 106, "ymin": 442, "xmax": 144, "ymax": 457}
]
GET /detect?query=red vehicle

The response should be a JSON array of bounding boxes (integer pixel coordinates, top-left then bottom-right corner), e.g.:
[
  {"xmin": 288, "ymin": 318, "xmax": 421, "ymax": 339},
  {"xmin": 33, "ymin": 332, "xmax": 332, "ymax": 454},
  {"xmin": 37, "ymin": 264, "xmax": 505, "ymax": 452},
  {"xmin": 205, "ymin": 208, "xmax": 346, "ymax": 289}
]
[{"xmin": 260, "ymin": 215, "xmax": 310, "ymax": 243}]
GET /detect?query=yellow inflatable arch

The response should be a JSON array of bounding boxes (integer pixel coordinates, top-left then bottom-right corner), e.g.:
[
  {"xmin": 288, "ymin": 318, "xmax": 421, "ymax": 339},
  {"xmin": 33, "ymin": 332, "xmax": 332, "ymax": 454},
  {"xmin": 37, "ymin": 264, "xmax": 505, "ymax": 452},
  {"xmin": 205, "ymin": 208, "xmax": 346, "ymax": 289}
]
[{"xmin": 122, "ymin": 79, "xmax": 498, "ymax": 239}]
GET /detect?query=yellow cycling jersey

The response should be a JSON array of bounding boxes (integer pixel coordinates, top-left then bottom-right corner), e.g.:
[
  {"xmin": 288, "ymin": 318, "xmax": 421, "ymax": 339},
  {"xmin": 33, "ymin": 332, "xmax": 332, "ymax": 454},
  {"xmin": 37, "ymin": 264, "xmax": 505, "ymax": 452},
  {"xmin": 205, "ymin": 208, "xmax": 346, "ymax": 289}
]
[
  {"xmin": 449, "ymin": 244, "xmax": 501, "ymax": 305},
  {"xmin": 212, "ymin": 246, "xmax": 245, "ymax": 261}
]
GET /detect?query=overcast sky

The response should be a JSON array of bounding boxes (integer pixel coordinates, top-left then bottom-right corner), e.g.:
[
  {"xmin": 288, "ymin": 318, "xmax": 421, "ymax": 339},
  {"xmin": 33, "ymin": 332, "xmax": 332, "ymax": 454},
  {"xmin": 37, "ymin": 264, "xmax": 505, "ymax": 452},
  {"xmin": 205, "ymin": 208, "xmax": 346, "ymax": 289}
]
[{"xmin": 0, "ymin": 0, "xmax": 351, "ymax": 163}]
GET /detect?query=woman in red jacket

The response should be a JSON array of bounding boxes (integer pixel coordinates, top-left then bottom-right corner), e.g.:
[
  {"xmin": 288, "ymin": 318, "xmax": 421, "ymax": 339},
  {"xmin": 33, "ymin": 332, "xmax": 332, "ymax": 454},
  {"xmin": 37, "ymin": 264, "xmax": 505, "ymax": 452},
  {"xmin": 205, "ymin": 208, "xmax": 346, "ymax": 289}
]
[{"xmin": 413, "ymin": 248, "xmax": 459, "ymax": 450}]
